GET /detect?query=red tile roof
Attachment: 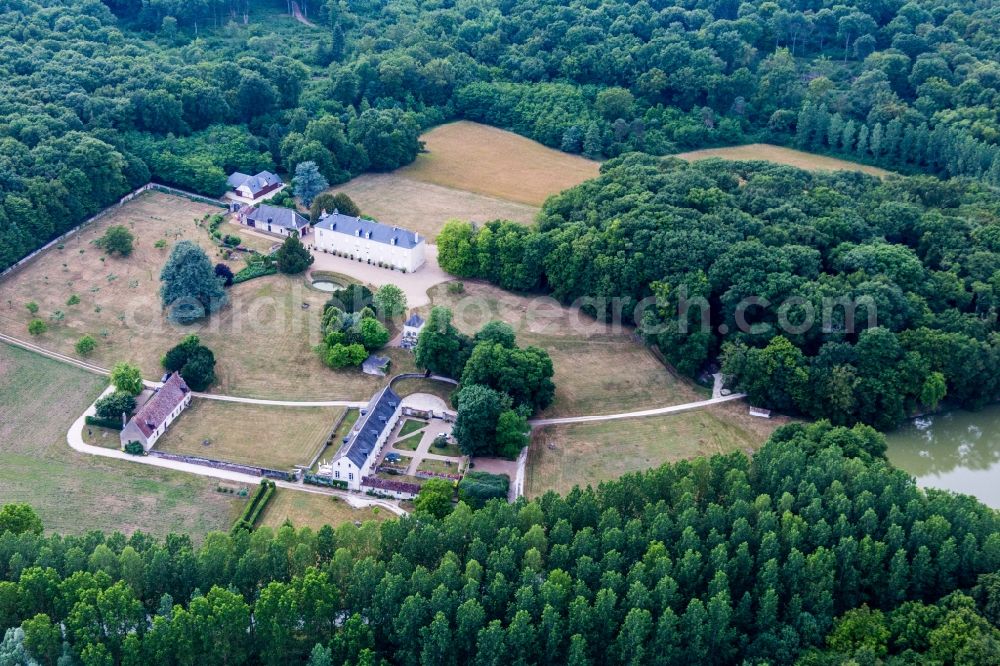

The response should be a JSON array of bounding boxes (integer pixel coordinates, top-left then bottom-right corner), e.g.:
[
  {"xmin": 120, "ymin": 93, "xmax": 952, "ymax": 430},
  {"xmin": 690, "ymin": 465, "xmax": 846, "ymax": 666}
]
[{"xmin": 132, "ymin": 373, "xmax": 190, "ymax": 437}]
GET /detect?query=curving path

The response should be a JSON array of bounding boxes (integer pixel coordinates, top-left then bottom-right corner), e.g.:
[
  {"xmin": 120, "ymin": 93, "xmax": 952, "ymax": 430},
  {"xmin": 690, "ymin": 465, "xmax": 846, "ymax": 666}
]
[
  {"xmin": 68, "ymin": 386, "xmax": 406, "ymax": 516},
  {"xmin": 528, "ymin": 392, "xmax": 745, "ymax": 427}
]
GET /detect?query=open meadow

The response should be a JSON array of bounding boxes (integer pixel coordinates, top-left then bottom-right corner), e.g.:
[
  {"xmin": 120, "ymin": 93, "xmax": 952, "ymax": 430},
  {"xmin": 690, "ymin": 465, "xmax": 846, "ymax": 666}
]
[
  {"xmin": 257, "ymin": 489, "xmax": 389, "ymax": 531},
  {"xmin": 154, "ymin": 400, "xmax": 344, "ymax": 470},
  {"xmin": 397, "ymin": 121, "xmax": 601, "ymax": 206},
  {"xmin": 0, "ymin": 342, "xmax": 244, "ymax": 537},
  {"xmin": 426, "ymin": 281, "xmax": 703, "ymax": 417},
  {"xmin": 0, "ymin": 191, "xmax": 410, "ymax": 400},
  {"xmin": 526, "ymin": 401, "xmax": 786, "ymax": 497},
  {"xmin": 675, "ymin": 143, "xmax": 892, "ymax": 176},
  {"xmin": 331, "ymin": 174, "xmax": 539, "ymax": 242}
]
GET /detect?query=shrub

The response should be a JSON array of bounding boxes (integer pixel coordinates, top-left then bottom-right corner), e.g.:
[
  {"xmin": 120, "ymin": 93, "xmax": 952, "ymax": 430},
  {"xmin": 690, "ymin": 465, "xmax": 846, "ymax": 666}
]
[
  {"xmin": 110, "ymin": 362, "xmax": 144, "ymax": 396},
  {"xmin": 25, "ymin": 301, "xmax": 39, "ymax": 314},
  {"xmin": 458, "ymin": 471, "xmax": 510, "ymax": 508},
  {"xmin": 214, "ymin": 263, "xmax": 235, "ymax": 286},
  {"xmin": 85, "ymin": 415, "xmax": 124, "ymax": 430},
  {"xmin": 222, "ymin": 234, "xmax": 241, "ymax": 247},
  {"xmin": 96, "ymin": 225, "xmax": 134, "ymax": 256},
  {"xmin": 232, "ymin": 261, "xmax": 277, "ymax": 284},
  {"xmin": 27, "ymin": 319, "xmax": 47, "ymax": 336},
  {"xmin": 447, "ymin": 281, "xmax": 465, "ymax": 294},
  {"xmin": 231, "ymin": 480, "xmax": 276, "ymax": 534},
  {"xmin": 66, "ymin": 294, "xmax": 80, "ymax": 306},
  {"xmin": 75, "ymin": 335, "xmax": 97, "ymax": 356},
  {"xmin": 95, "ymin": 391, "xmax": 137, "ymax": 420},
  {"xmin": 124, "ymin": 441, "xmax": 144, "ymax": 455}
]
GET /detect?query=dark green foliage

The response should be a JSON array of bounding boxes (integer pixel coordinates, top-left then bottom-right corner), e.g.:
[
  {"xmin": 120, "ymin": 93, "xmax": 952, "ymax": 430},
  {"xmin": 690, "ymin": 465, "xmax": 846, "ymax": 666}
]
[
  {"xmin": 85, "ymin": 415, "xmax": 124, "ymax": 431},
  {"xmin": 96, "ymin": 225, "xmax": 135, "ymax": 256},
  {"xmin": 230, "ymin": 480, "xmax": 275, "ymax": 534},
  {"xmin": 159, "ymin": 241, "xmax": 227, "ymax": 323},
  {"xmin": 325, "ymin": 284, "xmax": 372, "ymax": 314},
  {"xmin": 0, "ymin": 504, "xmax": 42, "ymax": 536},
  {"xmin": 123, "ymin": 441, "xmax": 144, "ymax": 455},
  {"xmin": 415, "ymin": 307, "xmax": 472, "ymax": 379},
  {"xmin": 232, "ymin": 257, "xmax": 277, "ymax": 284},
  {"xmin": 457, "ymin": 471, "xmax": 510, "ymax": 508},
  {"xmin": 275, "ymin": 233, "xmax": 314, "ymax": 275},
  {"xmin": 414, "ymin": 478, "xmax": 454, "ymax": 519},
  {"xmin": 3, "ymin": 427, "xmax": 1000, "ymax": 664},
  {"xmin": 442, "ymin": 155, "xmax": 1000, "ymax": 428},
  {"xmin": 94, "ymin": 391, "xmax": 136, "ymax": 421},
  {"xmin": 214, "ymin": 263, "xmax": 234, "ymax": 287},
  {"xmin": 162, "ymin": 335, "xmax": 216, "ymax": 392},
  {"xmin": 452, "ymin": 384, "xmax": 512, "ymax": 456}
]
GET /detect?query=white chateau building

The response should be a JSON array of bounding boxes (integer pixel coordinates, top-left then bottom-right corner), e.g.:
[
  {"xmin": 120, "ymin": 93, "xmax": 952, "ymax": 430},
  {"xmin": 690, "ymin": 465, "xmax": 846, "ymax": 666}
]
[{"xmin": 313, "ymin": 210, "xmax": 426, "ymax": 272}]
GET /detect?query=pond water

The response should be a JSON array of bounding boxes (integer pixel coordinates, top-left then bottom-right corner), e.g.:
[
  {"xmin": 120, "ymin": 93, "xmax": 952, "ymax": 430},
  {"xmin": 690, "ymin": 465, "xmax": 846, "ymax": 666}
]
[
  {"xmin": 885, "ymin": 405, "xmax": 1000, "ymax": 509},
  {"xmin": 311, "ymin": 279, "xmax": 344, "ymax": 292}
]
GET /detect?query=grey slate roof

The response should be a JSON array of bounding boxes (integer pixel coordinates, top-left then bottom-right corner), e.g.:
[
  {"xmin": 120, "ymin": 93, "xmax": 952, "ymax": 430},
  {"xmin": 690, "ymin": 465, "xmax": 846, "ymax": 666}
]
[
  {"xmin": 228, "ymin": 171, "xmax": 283, "ymax": 196},
  {"xmin": 336, "ymin": 386, "xmax": 401, "ymax": 468},
  {"xmin": 362, "ymin": 355, "xmax": 390, "ymax": 376},
  {"xmin": 405, "ymin": 313, "xmax": 425, "ymax": 327},
  {"xmin": 245, "ymin": 204, "xmax": 308, "ymax": 231},
  {"xmin": 315, "ymin": 210, "xmax": 422, "ymax": 249}
]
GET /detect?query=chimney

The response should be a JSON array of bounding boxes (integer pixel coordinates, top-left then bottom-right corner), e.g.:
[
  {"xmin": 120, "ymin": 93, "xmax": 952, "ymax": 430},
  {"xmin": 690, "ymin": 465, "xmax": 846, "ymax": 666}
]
[
  {"xmin": 122, "ymin": 411, "xmax": 127, "ymax": 428},
  {"xmin": 321, "ymin": 209, "xmax": 327, "ymax": 217}
]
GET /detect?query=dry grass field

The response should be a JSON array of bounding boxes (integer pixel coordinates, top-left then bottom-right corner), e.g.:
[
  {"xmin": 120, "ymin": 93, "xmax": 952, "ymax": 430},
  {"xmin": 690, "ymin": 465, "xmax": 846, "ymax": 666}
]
[
  {"xmin": 331, "ymin": 173, "xmax": 538, "ymax": 242},
  {"xmin": 425, "ymin": 281, "xmax": 702, "ymax": 417},
  {"xmin": 258, "ymin": 488, "xmax": 389, "ymax": 531},
  {"xmin": 526, "ymin": 402, "xmax": 786, "ymax": 497},
  {"xmin": 0, "ymin": 342, "xmax": 243, "ymax": 537},
  {"xmin": 675, "ymin": 143, "xmax": 891, "ymax": 177},
  {"xmin": 154, "ymin": 400, "xmax": 344, "ymax": 470},
  {"xmin": 0, "ymin": 191, "xmax": 412, "ymax": 400},
  {"xmin": 397, "ymin": 121, "xmax": 602, "ymax": 206}
]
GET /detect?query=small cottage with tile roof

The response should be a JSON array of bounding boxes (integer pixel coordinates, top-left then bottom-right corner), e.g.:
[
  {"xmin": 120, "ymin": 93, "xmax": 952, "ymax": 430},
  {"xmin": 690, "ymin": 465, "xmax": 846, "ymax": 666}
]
[
  {"xmin": 226, "ymin": 171, "xmax": 285, "ymax": 205},
  {"xmin": 236, "ymin": 204, "xmax": 309, "ymax": 238},
  {"xmin": 119, "ymin": 373, "xmax": 192, "ymax": 451},
  {"xmin": 313, "ymin": 210, "xmax": 426, "ymax": 272}
]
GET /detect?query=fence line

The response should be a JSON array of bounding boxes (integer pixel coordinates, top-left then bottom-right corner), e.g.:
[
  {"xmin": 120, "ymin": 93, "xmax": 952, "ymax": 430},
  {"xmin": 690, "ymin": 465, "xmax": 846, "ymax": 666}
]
[
  {"xmin": 0, "ymin": 182, "xmax": 226, "ymax": 282},
  {"xmin": 147, "ymin": 450, "xmax": 294, "ymax": 481}
]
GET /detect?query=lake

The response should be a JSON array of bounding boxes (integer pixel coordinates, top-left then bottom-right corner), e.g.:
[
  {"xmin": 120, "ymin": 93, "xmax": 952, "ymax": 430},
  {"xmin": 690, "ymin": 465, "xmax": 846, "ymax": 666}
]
[{"xmin": 885, "ymin": 405, "xmax": 1000, "ymax": 509}]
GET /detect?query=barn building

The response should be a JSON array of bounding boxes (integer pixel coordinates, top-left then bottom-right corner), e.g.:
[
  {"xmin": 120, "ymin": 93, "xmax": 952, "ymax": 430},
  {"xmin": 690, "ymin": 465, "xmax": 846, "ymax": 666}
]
[
  {"xmin": 119, "ymin": 373, "xmax": 192, "ymax": 451},
  {"xmin": 226, "ymin": 171, "xmax": 285, "ymax": 205},
  {"xmin": 320, "ymin": 386, "xmax": 402, "ymax": 490},
  {"xmin": 235, "ymin": 204, "xmax": 309, "ymax": 238}
]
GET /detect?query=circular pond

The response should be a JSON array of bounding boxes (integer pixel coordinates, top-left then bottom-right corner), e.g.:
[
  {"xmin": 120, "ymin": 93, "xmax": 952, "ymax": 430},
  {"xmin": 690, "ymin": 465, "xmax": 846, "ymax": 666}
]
[{"xmin": 311, "ymin": 279, "xmax": 345, "ymax": 292}]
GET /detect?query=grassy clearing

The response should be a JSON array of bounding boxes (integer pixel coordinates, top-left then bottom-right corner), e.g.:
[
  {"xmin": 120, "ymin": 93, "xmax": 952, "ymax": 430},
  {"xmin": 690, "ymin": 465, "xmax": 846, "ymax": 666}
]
[
  {"xmin": 392, "ymin": 377, "xmax": 456, "ymax": 404},
  {"xmin": 425, "ymin": 281, "xmax": 702, "ymax": 417},
  {"xmin": 397, "ymin": 121, "xmax": 601, "ymax": 206},
  {"xmin": 392, "ymin": 433, "xmax": 423, "ymax": 451},
  {"xmin": 155, "ymin": 399, "xmax": 344, "ymax": 470},
  {"xmin": 312, "ymin": 409, "xmax": 359, "ymax": 470},
  {"xmin": 675, "ymin": 143, "xmax": 891, "ymax": 177},
  {"xmin": 0, "ymin": 191, "xmax": 410, "ymax": 400},
  {"xmin": 81, "ymin": 424, "xmax": 122, "ymax": 450},
  {"xmin": 0, "ymin": 342, "xmax": 243, "ymax": 538},
  {"xmin": 429, "ymin": 440, "xmax": 463, "ymax": 458},
  {"xmin": 258, "ymin": 489, "xmax": 389, "ymax": 531},
  {"xmin": 398, "ymin": 418, "xmax": 427, "ymax": 438},
  {"xmin": 418, "ymin": 458, "xmax": 463, "ymax": 475},
  {"xmin": 331, "ymin": 173, "xmax": 539, "ymax": 242},
  {"xmin": 526, "ymin": 402, "xmax": 786, "ymax": 498}
]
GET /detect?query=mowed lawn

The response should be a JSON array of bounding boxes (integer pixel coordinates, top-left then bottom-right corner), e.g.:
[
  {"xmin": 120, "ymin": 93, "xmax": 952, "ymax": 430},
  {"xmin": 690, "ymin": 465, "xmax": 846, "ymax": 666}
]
[
  {"xmin": 398, "ymin": 121, "xmax": 601, "ymax": 206},
  {"xmin": 425, "ymin": 281, "xmax": 702, "ymax": 417},
  {"xmin": 675, "ymin": 143, "xmax": 891, "ymax": 177},
  {"xmin": 526, "ymin": 402, "xmax": 784, "ymax": 498},
  {"xmin": 331, "ymin": 173, "xmax": 538, "ymax": 242},
  {"xmin": 154, "ymin": 400, "xmax": 344, "ymax": 470},
  {"xmin": 259, "ymin": 489, "xmax": 390, "ymax": 531},
  {"xmin": 0, "ymin": 342, "xmax": 244, "ymax": 537},
  {"xmin": 0, "ymin": 191, "xmax": 407, "ymax": 401}
]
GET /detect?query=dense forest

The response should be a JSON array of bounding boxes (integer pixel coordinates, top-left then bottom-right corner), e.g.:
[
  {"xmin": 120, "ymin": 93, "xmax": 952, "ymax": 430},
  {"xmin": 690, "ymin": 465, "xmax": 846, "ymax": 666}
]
[
  {"xmin": 5, "ymin": 0, "xmax": 1000, "ymax": 269},
  {"xmin": 438, "ymin": 155, "xmax": 1000, "ymax": 428},
  {"xmin": 2, "ymin": 424, "xmax": 1000, "ymax": 664}
]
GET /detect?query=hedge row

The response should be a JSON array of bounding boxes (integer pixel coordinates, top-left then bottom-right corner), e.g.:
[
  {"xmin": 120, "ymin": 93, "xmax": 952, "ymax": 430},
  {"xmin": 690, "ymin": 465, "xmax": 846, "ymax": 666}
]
[
  {"xmin": 303, "ymin": 473, "xmax": 349, "ymax": 490},
  {"xmin": 85, "ymin": 415, "xmax": 123, "ymax": 431},
  {"xmin": 230, "ymin": 479, "xmax": 275, "ymax": 534},
  {"xmin": 232, "ymin": 262, "xmax": 277, "ymax": 284}
]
